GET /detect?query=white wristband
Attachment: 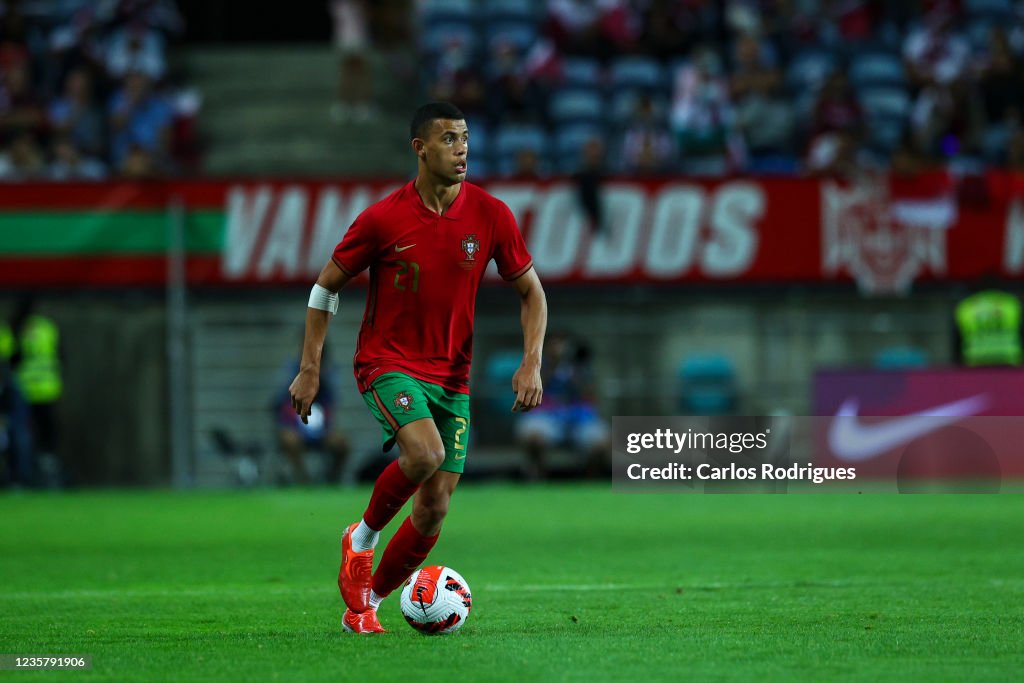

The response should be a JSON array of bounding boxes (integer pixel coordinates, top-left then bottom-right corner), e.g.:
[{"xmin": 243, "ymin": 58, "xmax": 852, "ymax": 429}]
[{"xmin": 308, "ymin": 284, "xmax": 339, "ymax": 314}]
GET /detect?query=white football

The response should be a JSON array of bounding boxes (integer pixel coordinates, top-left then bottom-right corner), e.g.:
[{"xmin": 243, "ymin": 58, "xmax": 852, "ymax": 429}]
[{"xmin": 400, "ymin": 565, "xmax": 472, "ymax": 635}]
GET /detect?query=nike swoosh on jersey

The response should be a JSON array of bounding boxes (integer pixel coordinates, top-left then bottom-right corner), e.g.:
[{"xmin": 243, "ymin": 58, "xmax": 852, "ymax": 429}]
[
  {"xmin": 394, "ymin": 244, "xmax": 417, "ymax": 252},
  {"xmin": 827, "ymin": 394, "xmax": 990, "ymax": 462}
]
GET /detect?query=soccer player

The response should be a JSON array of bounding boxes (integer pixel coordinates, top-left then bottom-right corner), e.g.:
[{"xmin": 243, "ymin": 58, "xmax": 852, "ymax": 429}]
[{"xmin": 289, "ymin": 102, "xmax": 548, "ymax": 633}]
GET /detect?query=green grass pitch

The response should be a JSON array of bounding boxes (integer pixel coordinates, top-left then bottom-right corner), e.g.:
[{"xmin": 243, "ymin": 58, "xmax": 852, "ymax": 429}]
[{"xmin": 1, "ymin": 486, "xmax": 1022, "ymax": 682}]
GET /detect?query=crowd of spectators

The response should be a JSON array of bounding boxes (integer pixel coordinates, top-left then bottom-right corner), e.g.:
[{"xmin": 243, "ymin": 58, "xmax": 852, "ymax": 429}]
[
  {"xmin": 0, "ymin": 0, "xmax": 196, "ymax": 181},
  {"xmin": 417, "ymin": 0, "xmax": 1024, "ymax": 178}
]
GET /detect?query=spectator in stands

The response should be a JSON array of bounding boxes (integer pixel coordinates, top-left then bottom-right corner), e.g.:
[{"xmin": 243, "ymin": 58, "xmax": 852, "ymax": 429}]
[
  {"xmin": 621, "ymin": 94, "xmax": 673, "ymax": 175},
  {"xmin": 670, "ymin": 46, "xmax": 740, "ymax": 175},
  {"xmin": 0, "ymin": 129, "xmax": 45, "ymax": 179},
  {"xmin": 545, "ymin": 0, "xmax": 638, "ymax": 58},
  {"xmin": 47, "ymin": 6, "xmax": 107, "ymax": 93},
  {"xmin": 108, "ymin": 70, "xmax": 172, "ymax": 174},
  {"xmin": 805, "ymin": 70, "xmax": 863, "ymax": 176},
  {"xmin": 639, "ymin": 0, "xmax": 715, "ymax": 60},
  {"xmin": 487, "ymin": 39, "xmax": 548, "ymax": 126},
  {"xmin": 48, "ymin": 67, "xmax": 105, "ymax": 159},
  {"xmin": 105, "ymin": 21, "xmax": 166, "ymax": 81},
  {"xmin": 730, "ymin": 32, "xmax": 794, "ymax": 157},
  {"xmin": 329, "ymin": 0, "xmax": 376, "ymax": 124},
  {"xmin": 516, "ymin": 333, "xmax": 609, "ymax": 480},
  {"xmin": 977, "ymin": 28, "xmax": 1024, "ymax": 165},
  {"xmin": 0, "ymin": 58, "xmax": 45, "ymax": 143},
  {"xmin": 427, "ymin": 38, "xmax": 487, "ymax": 122},
  {"xmin": 48, "ymin": 135, "xmax": 107, "ymax": 180},
  {"xmin": 272, "ymin": 348, "xmax": 350, "ymax": 485},
  {"xmin": 903, "ymin": 4, "xmax": 971, "ymax": 89}
]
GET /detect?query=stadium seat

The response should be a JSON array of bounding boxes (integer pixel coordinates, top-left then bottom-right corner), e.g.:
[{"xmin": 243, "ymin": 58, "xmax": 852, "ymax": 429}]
[
  {"xmin": 421, "ymin": 22, "xmax": 479, "ymax": 55},
  {"xmin": 874, "ymin": 346, "xmax": 929, "ymax": 369},
  {"xmin": 786, "ymin": 50, "xmax": 837, "ymax": 93},
  {"xmin": 481, "ymin": 0, "xmax": 541, "ymax": 24},
  {"xmin": 485, "ymin": 20, "xmax": 538, "ymax": 51},
  {"xmin": 548, "ymin": 89, "xmax": 604, "ymax": 126},
  {"xmin": 554, "ymin": 123, "xmax": 604, "ymax": 172},
  {"xmin": 420, "ymin": 0, "xmax": 475, "ymax": 20},
  {"xmin": 608, "ymin": 56, "xmax": 666, "ymax": 92},
  {"xmin": 608, "ymin": 90, "xmax": 668, "ymax": 126},
  {"xmin": 562, "ymin": 58, "xmax": 603, "ymax": 88},
  {"xmin": 678, "ymin": 354, "xmax": 738, "ymax": 415},
  {"xmin": 867, "ymin": 118, "xmax": 906, "ymax": 153},
  {"xmin": 964, "ymin": 0, "xmax": 1013, "ymax": 15},
  {"xmin": 494, "ymin": 125, "xmax": 548, "ymax": 158},
  {"xmin": 858, "ymin": 87, "xmax": 910, "ymax": 121},
  {"xmin": 483, "ymin": 350, "xmax": 525, "ymax": 414},
  {"xmin": 849, "ymin": 52, "xmax": 906, "ymax": 89}
]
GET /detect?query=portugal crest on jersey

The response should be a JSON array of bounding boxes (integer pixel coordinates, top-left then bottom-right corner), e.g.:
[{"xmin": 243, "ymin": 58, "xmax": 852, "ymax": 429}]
[
  {"xmin": 393, "ymin": 391, "xmax": 414, "ymax": 412},
  {"xmin": 461, "ymin": 234, "xmax": 480, "ymax": 262}
]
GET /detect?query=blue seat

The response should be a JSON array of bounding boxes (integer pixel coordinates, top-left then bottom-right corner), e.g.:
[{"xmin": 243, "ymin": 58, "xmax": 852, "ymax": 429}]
[
  {"xmin": 867, "ymin": 117, "xmax": 905, "ymax": 152},
  {"xmin": 485, "ymin": 20, "xmax": 538, "ymax": 51},
  {"xmin": 562, "ymin": 58, "xmax": 603, "ymax": 88},
  {"xmin": 420, "ymin": 0, "xmax": 475, "ymax": 25},
  {"xmin": 849, "ymin": 52, "xmax": 905, "ymax": 89},
  {"xmin": 421, "ymin": 22, "xmax": 479, "ymax": 55},
  {"xmin": 874, "ymin": 346, "xmax": 929, "ymax": 369},
  {"xmin": 679, "ymin": 354, "xmax": 738, "ymax": 415},
  {"xmin": 481, "ymin": 0, "xmax": 540, "ymax": 24},
  {"xmin": 483, "ymin": 350, "xmax": 524, "ymax": 413},
  {"xmin": 494, "ymin": 125, "xmax": 548, "ymax": 157},
  {"xmin": 858, "ymin": 87, "xmax": 910, "ymax": 121},
  {"xmin": 964, "ymin": 0, "xmax": 1012, "ymax": 14},
  {"xmin": 554, "ymin": 124, "xmax": 604, "ymax": 172},
  {"xmin": 786, "ymin": 50, "xmax": 837, "ymax": 92},
  {"xmin": 608, "ymin": 56, "xmax": 666, "ymax": 91},
  {"xmin": 548, "ymin": 89, "xmax": 604, "ymax": 126}
]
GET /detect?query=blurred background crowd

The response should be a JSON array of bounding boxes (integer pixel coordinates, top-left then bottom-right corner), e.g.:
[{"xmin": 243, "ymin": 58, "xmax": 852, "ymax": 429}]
[{"xmin": 4, "ymin": 0, "xmax": 1024, "ymax": 179}]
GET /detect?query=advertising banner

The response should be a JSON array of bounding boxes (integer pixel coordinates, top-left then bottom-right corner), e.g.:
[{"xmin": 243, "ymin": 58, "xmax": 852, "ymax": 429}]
[{"xmin": 2, "ymin": 173, "xmax": 1023, "ymax": 290}]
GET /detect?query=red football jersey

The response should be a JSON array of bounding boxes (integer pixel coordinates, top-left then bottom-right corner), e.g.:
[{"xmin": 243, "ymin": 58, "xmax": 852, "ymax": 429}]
[{"xmin": 332, "ymin": 180, "xmax": 533, "ymax": 394}]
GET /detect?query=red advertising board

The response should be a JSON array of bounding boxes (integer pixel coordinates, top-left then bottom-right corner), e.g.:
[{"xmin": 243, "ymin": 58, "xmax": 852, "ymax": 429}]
[{"xmin": 2, "ymin": 173, "xmax": 1023, "ymax": 289}]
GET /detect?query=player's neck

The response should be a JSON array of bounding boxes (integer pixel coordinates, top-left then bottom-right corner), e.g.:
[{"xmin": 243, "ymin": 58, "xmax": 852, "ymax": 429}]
[{"xmin": 413, "ymin": 176, "xmax": 461, "ymax": 216}]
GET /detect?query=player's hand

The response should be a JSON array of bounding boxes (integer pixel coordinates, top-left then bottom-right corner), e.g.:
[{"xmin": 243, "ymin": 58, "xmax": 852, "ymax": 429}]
[
  {"xmin": 289, "ymin": 368, "xmax": 320, "ymax": 424},
  {"xmin": 511, "ymin": 363, "xmax": 543, "ymax": 413}
]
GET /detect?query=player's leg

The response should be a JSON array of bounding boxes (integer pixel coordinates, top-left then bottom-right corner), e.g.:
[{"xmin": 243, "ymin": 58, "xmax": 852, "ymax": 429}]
[
  {"xmin": 339, "ymin": 374, "xmax": 440, "ymax": 618},
  {"xmin": 341, "ymin": 418, "xmax": 447, "ymax": 633},
  {"xmin": 367, "ymin": 469, "xmax": 460, "ymax": 608},
  {"xmin": 365, "ymin": 390, "xmax": 469, "ymax": 611}
]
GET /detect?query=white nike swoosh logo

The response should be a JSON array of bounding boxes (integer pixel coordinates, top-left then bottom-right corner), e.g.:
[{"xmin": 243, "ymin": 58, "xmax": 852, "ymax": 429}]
[
  {"xmin": 828, "ymin": 394, "xmax": 989, "ymax": 462},
  {"xmin": 395, "ymin": 244, "xmax": 416, "ymax": 252}
]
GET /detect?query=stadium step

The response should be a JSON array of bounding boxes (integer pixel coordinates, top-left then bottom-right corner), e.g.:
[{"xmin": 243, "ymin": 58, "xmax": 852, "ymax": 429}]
[{"xmin": 178, "ymin": 45, "xmax": 418, "ymax": 177}]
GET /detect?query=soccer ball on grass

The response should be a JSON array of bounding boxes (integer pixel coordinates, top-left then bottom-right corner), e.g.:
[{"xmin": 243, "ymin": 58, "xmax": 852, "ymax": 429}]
[{"xmin": 399, "ymin": 565, "xmax": 472, "ymax": 635}]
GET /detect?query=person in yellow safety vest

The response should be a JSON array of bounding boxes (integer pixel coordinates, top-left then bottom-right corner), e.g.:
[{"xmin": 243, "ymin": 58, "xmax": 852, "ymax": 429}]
[
  {"xmin": 0, "ymin": 321, "xmax": 13, "ymax": 362},
  {"xmin": 9, "ymin": 297, "xmax": 63, "ymax": 487},
  {"xmin": 954, "ymin": 289, "xmax": 1023, "ymax": 367}
]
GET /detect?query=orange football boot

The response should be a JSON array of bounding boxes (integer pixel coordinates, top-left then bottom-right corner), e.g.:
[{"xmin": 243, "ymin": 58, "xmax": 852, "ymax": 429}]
[
  {"xmin": 338, "ymin": 522, "xmax": 373, "ymax": 613},
  {"xmin": 342, "ymin": 608, "xmax": 386, "ymax": 634}
]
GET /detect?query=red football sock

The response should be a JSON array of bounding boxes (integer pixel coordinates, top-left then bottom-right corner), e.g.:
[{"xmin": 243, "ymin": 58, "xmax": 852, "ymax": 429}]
[
  {"xmin": 362, "ymin": 460, "xmax": 420, "ymax": 531},
  {"xmin": 371, "ymin": 516, "xmax": 439, "ymax": 597}
]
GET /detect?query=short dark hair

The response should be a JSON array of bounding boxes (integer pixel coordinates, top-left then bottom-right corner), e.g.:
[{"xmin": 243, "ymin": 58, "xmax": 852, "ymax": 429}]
[{"xmin": 410, "ymin": 102, "xmax": 465, "ymax": 140}]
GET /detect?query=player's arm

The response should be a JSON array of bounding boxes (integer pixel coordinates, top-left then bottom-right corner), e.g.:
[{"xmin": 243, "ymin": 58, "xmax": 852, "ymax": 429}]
[
  {"xmin": 289, "ymin": 260, "xmax": 352, "ymax": 423},
  {"xmin": 511, "ymin": 267, "xmax": 547, "ymax": 412}
]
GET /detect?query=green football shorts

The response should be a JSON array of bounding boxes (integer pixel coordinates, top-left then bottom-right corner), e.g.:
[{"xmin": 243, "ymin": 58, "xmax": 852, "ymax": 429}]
[{"xmin": 361, "ymin": 372, "xmax": 471, "ymax": 474}]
